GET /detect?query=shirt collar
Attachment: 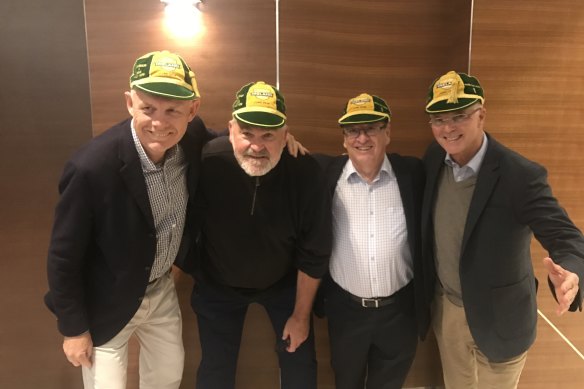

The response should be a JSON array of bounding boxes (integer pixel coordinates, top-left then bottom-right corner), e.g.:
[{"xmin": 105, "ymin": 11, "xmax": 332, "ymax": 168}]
[
  {"xmin": 130, "ymin": 120, "xmax": 180, "ymax": 171},
  {"xmin": 341, "ymin": 154, "xmax": 395, "ymax": 184},
  {"xmin": 445, "ymin": 132, "xmax": 488, "ymax": 173}
]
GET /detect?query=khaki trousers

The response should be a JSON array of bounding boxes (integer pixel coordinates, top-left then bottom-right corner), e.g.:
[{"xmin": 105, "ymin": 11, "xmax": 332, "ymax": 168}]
[
  {"xmin": 432, "ymin": 292, "xmax": 527, "ymax": 389},
  {"xmin": 82, "ymin": 272, "xmax": 184, "ymax": 389}
]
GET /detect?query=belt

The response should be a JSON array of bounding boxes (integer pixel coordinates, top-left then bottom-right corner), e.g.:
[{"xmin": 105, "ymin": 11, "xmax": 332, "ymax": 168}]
[
  {"xmin": 353, "ymin": 294, "xmax": 398, "ymax": 308},
  {"xmin": 333, "ymin": 281, "xmax": 409, "ymax": 308}
]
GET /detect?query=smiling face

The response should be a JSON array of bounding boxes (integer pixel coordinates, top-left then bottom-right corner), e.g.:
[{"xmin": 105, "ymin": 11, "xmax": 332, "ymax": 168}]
[
  {"xmin": 342, "ymin": 121, "xmax": 390, "ymax": 181},
  {"xmin": 124, "ymin": 89, "xmax": 199, "ymax": 163},
  {"xmin": 429, "ymin": 103, "xmax": 486, "ymax": 166},
  {"xmin": 228, "ymin": 119, "xmax": 288, "ymax": 176}
]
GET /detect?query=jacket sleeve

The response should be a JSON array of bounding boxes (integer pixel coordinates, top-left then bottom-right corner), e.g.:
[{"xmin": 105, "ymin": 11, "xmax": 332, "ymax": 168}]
[
  {"xmin": 512, "ymin": 162, "xmax": 584, "ymax": 311},
  {"xmin": 46, "ymin": 161, "xmax": 94, "ymax": 336},
  {"xmin": 294, "ymin": 156, "xmax": 332, "ymax": 279}
]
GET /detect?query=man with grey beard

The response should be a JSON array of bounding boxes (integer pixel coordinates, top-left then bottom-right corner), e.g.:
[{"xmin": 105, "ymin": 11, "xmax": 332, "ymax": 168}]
[{"xmin": 187, "ymin": 81, "xmax": 332, "ymax": 389}]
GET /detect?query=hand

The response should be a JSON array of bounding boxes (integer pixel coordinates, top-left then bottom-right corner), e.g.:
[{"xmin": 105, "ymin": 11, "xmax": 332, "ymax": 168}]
[
  {"xmin": 171, "ymin": 265, "xmax": 182, "ymax": 284},
  {"xmin": 63, "ymin": 332, "xmax": 93, "ymax": 368},
  {"xmin": 281, "ymin": 314, "xmax": 309, "ymax": 353},
  {"xmin": 285, "ymin": 133, "xmax": 309, "ymax": 157},
  {"xmin": 543, "ymin": 257, "xmax": 580, "ymax": 315}
]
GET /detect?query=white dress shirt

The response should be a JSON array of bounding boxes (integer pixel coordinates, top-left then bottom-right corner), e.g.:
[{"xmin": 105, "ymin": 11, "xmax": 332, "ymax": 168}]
[{"xmin": 330, "ymin": 156, "xmax": 413, "ymax": 298}]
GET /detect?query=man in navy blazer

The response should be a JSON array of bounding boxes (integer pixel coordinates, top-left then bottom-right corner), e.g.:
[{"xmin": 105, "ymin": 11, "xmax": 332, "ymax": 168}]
[
  {"xmin": 421, "ymin": 71, "xmax": 584, "ymax": 388},
  {"xmin": 45, "ymin": 51, "xmax": 214, "ymax": 388},
  {"xmin": 317, "ymin": 94, "xmax": 424, "ymax": 389}
]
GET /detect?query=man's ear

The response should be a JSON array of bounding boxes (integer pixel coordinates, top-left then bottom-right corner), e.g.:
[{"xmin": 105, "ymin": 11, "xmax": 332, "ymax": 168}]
[
  {"xmin": 385, "ymin": 123, "xmax": 391, "ymax": 147},
  {"xmin": 188, "ymin": 99, "xmax": 201, "ymax": 121},
  {"xmin": 124, "ymin": 91, "xmax": 134, "ymax": 116},
  {"xmin": 228, "ymin": 119, "xmax": 235, "ymax": 144}
]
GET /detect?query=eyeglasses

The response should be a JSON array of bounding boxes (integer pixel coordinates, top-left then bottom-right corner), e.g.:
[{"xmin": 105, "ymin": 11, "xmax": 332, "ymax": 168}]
[
  {"xmin": 428, "ymin": 107, "xmax": 482, "ymax": 127},
  {"xmin": 342, "ymin": 124, "xmax": 387, "ymax": 139}
]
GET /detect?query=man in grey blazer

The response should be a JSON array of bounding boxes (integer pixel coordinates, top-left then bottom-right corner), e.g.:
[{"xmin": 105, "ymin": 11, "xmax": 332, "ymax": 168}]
[
  {"xmin": 45, "ymin": 51, "xmax": 214, "ymax": 388},
  {"xmin": 421, "ymin": 70, "xmax": 584, "ymax": 388}
]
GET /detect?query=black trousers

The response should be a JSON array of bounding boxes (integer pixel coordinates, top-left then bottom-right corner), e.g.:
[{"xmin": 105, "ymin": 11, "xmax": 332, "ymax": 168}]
[
  {"xmin": 191, "ymin": 281, "xmax": 317, "ymax": 389},
  {"xmin": 326, "ymin": 281, "xmax": 418, "ymax": 389}
]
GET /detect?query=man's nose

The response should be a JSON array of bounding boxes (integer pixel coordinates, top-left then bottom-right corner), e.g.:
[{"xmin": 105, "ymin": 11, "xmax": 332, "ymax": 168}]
[{"xmin": 249, "ymin": 142, "xmax": 265, "ymax": 152}]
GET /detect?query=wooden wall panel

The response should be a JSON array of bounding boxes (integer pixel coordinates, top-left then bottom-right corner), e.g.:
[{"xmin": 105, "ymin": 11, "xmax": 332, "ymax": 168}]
[
  {"xmin": 0, "ymin": 0, "xmax": 92, "ymax": 388},
  {"xmin": 280, "ymin": 0, "xmax": 471, "ymax": 157},
  {"xmin": 472, "ymin": 1, "xmax": 584, "ymax": 387},
  {"xmin": 85, "ymin": 0, "xmax": 278, "ymax": 134}
]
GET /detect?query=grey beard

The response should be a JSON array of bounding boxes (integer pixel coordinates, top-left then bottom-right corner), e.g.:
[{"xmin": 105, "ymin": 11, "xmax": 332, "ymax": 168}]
[{"xmin": 234, "ymin": 153, "xmax": 274, "ymax": 177}]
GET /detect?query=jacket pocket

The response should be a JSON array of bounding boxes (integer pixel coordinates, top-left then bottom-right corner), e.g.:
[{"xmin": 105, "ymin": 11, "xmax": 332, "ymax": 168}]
[{"xmin": 491, "ymin": 275, "xmax": 537, "ymax": 340}]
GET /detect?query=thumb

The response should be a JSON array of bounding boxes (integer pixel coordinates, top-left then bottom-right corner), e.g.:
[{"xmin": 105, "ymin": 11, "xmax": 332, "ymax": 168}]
[
  {"xmin": 542, "ymin": 257, "xmax": 558, "ymax": 273},
  {"xmin": 79, "ymin": 352, "xmax": 92, "ymax": 368}
]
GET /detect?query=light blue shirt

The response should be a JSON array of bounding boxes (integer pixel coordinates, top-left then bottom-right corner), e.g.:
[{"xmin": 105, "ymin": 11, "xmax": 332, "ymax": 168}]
[{"xmin": 445, "ymin": 133, "xmax": 489, "ymax": 182}]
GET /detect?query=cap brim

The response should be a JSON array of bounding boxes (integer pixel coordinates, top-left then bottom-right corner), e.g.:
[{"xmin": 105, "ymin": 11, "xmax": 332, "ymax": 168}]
[
  {"xmin": 338, "ymin": 113, "xmax": 389, "ymax": 125},
  {"xmin": 134, "ymin": 83, "xmax": 196, "ymax": 100},
  {"xmin": 425, "ymin": 98, "xmax": 480, "ymax": 113},
  {"xmin": 234, "ymin": 111, "xmax": 286, "ymax": 128}
]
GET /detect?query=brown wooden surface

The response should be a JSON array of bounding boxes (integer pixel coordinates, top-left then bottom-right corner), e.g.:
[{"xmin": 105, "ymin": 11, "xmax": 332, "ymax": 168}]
[
  {"xmin": 279, "ymin": 0, "xmax": 470, "ymax": 157},
  {"xmin": 0, "ymin": 0, "xmax": 93, "ymax": 388}
]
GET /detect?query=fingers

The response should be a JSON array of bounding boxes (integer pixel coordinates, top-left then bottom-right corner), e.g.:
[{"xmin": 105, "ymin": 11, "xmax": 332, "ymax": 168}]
[
  {"xmin": 63, "ymin": 333, "xmax": 93, "ymax": 368},
  {"xmin": 281, "ymin": 318, "xmax": 308, "ymax": 353},
  {"xmin": 78, "ymin": 350, "xmax": 93, "ymax": 368},
  {"xmin": 298, "ymin": 144, "xmax": 310, "ymax": 155},
  {"xmin": 287, "ymin": 336, "xmax": 299, "ymax": 353},
  {"xmin": 65, "ymin": 350, "xmax": 92, "ymax": 367},
  {"xmin": 556, "ymin": 276, "xmax": 579, "ymax": 316}
]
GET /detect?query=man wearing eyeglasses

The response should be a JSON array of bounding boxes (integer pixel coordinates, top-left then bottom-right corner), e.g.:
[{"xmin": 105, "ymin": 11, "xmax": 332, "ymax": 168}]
[
  {"xmin": 421, "ymin": 70, "xmax": 584, "ymax": 388},
  {"xmin": 317, "ymin": 93, "xmax": 424, "ymax": 389}
]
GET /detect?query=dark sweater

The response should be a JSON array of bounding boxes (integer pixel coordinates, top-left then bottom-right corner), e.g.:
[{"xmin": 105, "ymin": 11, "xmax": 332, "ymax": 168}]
[{"xmin": 194, "ymin": 137, "xmax": 332, "ymax": 291}]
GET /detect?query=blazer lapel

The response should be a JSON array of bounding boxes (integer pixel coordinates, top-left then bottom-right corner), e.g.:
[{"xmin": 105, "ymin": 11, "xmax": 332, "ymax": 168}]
[
  {"xmin": 422, "ymin": 144, "xmax": 445, "ymax": 232},
  {"xmin": 390, "ymin": 154, "xmax": 416, "ymax": 252},
  {"xmin": 118, "ymin": 126, "xmax": 155, "ymax": 229},
  {"xmin": 461, "ymin": 136, "xmax": 501, "ymax": 255},
  {"xmin": 326, "ymin": 155, "xmax": 349, "ymax": 195}
]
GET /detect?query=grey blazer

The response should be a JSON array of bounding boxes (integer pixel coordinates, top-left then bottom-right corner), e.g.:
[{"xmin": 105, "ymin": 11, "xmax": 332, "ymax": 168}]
[{"xmin": 421, "ymin": 132, "xmax": 584, "ymax": 361}]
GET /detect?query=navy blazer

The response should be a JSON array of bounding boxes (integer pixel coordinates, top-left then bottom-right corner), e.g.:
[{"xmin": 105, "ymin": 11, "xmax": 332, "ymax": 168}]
[
  {"xmin": 45, "ymin": 117, "xmax": 214, "ymax": 346},
  {"xmin": 421, "ymin": 133, "xmax": 584, "ymax": 361},
  {"xmin": 316, "ymin": 153, "xmax": 427, "ymax": 338}
]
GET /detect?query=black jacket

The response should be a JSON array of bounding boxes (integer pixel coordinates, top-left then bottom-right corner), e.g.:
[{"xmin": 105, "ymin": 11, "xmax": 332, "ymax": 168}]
[{"xmin": 45, "ymin": 117, "xmax": 214, "ymax": 346}]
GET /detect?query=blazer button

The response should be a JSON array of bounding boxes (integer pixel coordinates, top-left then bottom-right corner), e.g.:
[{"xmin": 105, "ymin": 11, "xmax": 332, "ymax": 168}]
[
  {"xmin": 145, "ymin": 266, "xmax": 151, "ymax": 272},
  {"xmin": 138, "ymin": 297, "xmax": 143, "ymax": 303}
]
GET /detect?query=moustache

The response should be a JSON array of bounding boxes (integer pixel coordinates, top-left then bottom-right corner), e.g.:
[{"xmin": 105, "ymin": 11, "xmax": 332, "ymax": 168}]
[{"xmin": 244, "ymin": 150, "xmax": 269, "ymax": 158}]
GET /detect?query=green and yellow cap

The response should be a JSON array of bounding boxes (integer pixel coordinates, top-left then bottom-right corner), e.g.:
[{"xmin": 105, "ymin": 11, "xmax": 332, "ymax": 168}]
[
  {"xmin": 232, "ymin": 81, "xmax": 287, "ymax": 128},
  {"xmin": 338, "ymin": 93, "xmax": 391, "ymax": 125},
  {"xmin": 425, "ymin": 71, "xmax": 484, "ymax": 113},
  {"xmin": 129, "ymin": 50, "xmax": 200, "ymax": 100}
]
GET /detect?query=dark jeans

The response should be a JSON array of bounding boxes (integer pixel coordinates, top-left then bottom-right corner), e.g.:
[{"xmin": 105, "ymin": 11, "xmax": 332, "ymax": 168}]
[
  {"xmin": 191, "ymin": 281, "xmax": 317, "ymax": 389},
  {"xmin": 326, "ymin": 281, "xmax": 418, "ymax": 389}
]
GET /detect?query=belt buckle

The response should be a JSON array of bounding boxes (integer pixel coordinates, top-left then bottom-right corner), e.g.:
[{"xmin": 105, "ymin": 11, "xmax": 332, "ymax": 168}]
[{"xmin": 361, "ymin": 298, "xmax": 379, "ymax": 308}]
